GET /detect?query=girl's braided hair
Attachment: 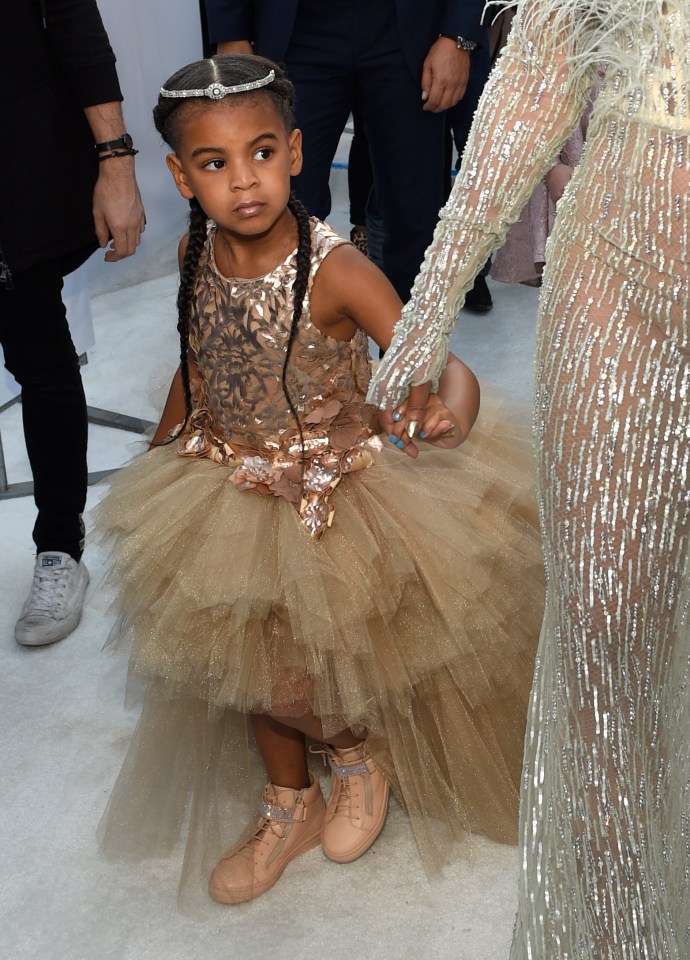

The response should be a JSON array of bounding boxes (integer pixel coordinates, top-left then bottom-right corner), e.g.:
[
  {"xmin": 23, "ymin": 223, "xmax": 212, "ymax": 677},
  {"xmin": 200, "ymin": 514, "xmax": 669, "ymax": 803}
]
[{"xmin": 153, "ymin": 55, "xmax": 311, "ymax": 452}]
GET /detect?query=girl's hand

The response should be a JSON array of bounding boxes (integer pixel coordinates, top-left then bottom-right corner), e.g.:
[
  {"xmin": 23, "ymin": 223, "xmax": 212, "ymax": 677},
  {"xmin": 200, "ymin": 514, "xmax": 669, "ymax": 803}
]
[{"xmin": 414, "ymin": 394, "xmax": 460, "ymax": 448}]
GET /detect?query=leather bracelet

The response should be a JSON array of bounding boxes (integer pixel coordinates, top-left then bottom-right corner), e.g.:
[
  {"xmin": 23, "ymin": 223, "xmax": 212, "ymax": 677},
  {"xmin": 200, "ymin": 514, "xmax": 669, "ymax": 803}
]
[{"xmin": 98, "ymin": 148, "xmax": 138, "ymax": 161}]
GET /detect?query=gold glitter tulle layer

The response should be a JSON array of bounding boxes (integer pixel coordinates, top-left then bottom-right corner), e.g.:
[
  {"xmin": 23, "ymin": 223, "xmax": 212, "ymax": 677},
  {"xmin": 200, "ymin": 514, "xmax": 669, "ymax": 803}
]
[{"xmin": 93, "ymin": 402, "xmax": 544, "ymax": 901}]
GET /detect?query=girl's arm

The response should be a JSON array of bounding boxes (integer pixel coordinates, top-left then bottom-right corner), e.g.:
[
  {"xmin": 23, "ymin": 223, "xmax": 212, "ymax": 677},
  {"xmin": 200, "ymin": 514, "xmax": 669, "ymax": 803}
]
[
  {"xmin": 435, "ymin": 353, "xmax": 480, "ymax": 444},
  {"xmin": 150, "ymin": 368, "xmax": 188, "ymax": 448},
  {"xmin": 366, "ymin": 1, "xmax": 595, "ymax": 411},
  {"xmin": 311, "ymin": 245, "xmax": 478, "ymax": 456}
]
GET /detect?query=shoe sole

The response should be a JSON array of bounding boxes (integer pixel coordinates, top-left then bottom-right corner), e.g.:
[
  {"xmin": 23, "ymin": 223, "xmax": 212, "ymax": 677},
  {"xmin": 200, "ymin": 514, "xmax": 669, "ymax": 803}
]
[
  {"xmin": 322, "ymin": 781, "xmax": 390, "ymax": 864},
  {"xmin": 15, "ymin": 570, "xmax": 89, "ymax": 646},
  {"xmin": 208, "ymin": 821, "xmax": 323, "ymax": 904},
  {"xmin": 462, "ymin": 302, "xmax": 493, "ymax": 314}
]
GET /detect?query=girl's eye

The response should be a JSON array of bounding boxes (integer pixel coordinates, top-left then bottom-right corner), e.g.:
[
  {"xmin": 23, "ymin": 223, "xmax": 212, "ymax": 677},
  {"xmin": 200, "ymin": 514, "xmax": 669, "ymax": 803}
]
[
  {"xmin": 253, "ymin": 147, "xmax": 273, "ymax": 161},
  {"xmin": 204, "ymin": 159, "xmax": 225, "ymax": 170}
]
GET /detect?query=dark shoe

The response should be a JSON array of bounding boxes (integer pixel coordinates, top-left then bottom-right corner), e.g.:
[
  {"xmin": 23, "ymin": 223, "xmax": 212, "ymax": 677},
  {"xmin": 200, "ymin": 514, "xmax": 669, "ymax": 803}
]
[{"xmin": 463, "ymin": 275, "xmax": 493, "ymax": 314}]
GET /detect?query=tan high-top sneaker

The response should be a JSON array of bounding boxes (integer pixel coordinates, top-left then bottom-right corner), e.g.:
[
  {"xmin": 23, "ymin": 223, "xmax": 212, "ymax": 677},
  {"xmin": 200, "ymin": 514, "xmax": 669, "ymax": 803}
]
[
  {"xmin": 318, "ymin": 742, "xmax": 389, "ymax": 863},
  {"xmin": 209, "ymin": 774, "xmax": 325, "ymax": 904}
]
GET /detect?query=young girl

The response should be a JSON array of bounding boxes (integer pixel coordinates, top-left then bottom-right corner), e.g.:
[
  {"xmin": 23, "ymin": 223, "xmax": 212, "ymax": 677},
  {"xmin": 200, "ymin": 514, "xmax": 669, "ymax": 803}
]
[{"xmin": 96, "ymin": 54, "xmax": 544, "ymax": 905}]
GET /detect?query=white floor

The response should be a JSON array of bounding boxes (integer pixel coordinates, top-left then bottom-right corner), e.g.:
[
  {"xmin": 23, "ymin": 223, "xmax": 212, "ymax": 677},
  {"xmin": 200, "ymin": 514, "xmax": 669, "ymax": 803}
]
[{"xmin": 0, "ymin": 191, "xmax": 540, "ymax": 960}]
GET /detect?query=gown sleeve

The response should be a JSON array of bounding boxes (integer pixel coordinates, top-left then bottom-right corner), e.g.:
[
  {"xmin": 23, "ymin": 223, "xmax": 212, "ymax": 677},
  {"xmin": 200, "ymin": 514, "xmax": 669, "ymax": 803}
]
[{"xmin": 366, "ymin": 3, "xmax": 595, "ymax": 408}]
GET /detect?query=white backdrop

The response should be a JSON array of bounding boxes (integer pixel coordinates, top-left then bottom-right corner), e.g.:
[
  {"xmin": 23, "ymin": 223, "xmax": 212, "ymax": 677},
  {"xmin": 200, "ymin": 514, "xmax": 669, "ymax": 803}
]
[
  {"xmin": 0, "ymin": 0, "xmax": 203, "ymax": 406},
  {"xmin": 89, "ymin": 0, "xmax": 205, "ymax": 294}
]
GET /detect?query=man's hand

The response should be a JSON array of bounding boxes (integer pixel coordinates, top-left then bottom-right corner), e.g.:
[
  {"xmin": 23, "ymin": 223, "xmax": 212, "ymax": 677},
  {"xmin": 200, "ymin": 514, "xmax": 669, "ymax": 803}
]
[
  {"xmin": 216, "ymin": 40, "xmax": 253, "ymax": 55},
  {"xmin": 93, "ymin": 157, "xmax": 145, "ymax": 261},
  {"xmin": 421, "ymin": 37, "xmax": 470, "ymax": 112},
  {"xmin": 84, "ymin": 101, "xmax": 145, "ymax": 261}
]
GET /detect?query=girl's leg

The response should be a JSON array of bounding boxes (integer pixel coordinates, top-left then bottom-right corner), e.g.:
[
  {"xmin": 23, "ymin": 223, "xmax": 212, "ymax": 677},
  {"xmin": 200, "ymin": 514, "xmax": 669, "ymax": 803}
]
[
  {"xmin": 250, "ymin": 714, "xmax": 310, "ymax": 790},
  {"xmin": 209, "ymin": 714, "xmax": 324, "ymax": 905},
  {"xmin": 271, "ymin": 711, "xmax": 389, "ymax": 864},
  {"xmin": 270, "ymin": 711, "xmax": 362, "ymax": 749}
]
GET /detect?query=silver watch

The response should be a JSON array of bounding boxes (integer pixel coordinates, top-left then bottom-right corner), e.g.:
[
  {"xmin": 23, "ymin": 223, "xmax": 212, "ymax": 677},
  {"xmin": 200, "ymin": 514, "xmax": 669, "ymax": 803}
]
[{"xmin": 439, "ymin": 33, "xmax": 478, "ymax": 52}]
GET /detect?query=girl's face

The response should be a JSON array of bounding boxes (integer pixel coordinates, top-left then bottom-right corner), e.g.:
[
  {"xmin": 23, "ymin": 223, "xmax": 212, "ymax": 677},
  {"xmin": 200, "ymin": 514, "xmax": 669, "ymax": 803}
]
[{"xmin": 166, "ymin": 95, "xmax": 302, "ymax": 238}]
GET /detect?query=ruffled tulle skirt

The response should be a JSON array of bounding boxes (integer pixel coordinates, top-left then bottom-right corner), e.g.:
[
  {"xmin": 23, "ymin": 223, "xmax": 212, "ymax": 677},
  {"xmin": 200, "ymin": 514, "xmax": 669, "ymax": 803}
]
[{"xmin": 93, "ymin": 400, "xmax": 545, "ymax": 902}]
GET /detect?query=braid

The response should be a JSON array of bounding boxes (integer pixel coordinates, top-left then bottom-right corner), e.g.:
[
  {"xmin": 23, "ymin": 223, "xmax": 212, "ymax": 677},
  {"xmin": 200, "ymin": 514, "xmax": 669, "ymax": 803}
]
[
  {"xmin": 153, "ymin": 54, "xmax": 303, "ymax": 448},
  {"xmin": 177, "ymin": 198, "xmax": 207, "ymax": 419},
  {"xmin": 282, "ymin": 195, "xmax": 312, "ymax": 471}
]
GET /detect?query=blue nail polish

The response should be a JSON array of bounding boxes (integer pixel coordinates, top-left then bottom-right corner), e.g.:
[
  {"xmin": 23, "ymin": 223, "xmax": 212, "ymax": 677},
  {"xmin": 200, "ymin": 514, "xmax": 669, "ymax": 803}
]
[
  {"xmin": 388, "ymin": 434, "xmax": 398, "ymax": 443},
  {"xmin": 396, "ymin": 440, "xmax": 405, "ymax": 448},
  {"xmin": 392, "ymin": 411, "xmax": 401, "ymax": 422},
  {"xmin": 419, "ymin": 430, "xmax": 426, "ymax": 438}
]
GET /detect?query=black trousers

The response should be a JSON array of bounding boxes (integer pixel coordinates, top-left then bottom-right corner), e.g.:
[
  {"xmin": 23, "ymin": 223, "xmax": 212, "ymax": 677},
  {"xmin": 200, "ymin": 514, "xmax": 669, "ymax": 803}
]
[
  {"xmin": 347, "ymin": 110, "xmax": 373, "ymax": 229},
  {"xmin": 0, "ymin": 258, "xmax": 88, "ymax": 560},
  {"xmin": 286, "ymin": 0, "xmax": 446, "ymax": 302}
]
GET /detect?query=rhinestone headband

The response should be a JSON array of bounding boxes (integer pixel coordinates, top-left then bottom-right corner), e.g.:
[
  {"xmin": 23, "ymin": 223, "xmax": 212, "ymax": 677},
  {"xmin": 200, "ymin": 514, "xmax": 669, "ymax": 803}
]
[{"xmin": 160, "ymin": 70, "xmax": 276, "ymax": 100}]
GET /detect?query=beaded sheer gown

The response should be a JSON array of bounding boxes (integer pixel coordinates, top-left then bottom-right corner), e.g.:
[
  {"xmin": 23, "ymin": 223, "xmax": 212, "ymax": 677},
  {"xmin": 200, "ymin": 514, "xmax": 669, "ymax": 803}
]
[
  {"xmin": 95, "ymin": 219, "xmax": 545, "ymax": 903},
  {"xmin": 368, "ymin": 1, "xmax": 690, "ymax": 957}
]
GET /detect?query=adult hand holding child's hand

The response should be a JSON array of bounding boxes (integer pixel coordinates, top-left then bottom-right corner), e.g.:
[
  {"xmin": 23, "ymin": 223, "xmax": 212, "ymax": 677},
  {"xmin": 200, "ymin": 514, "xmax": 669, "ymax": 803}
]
[{"xmin": 381, "ymin": 381, "xmax": 459, "ymax": 459}]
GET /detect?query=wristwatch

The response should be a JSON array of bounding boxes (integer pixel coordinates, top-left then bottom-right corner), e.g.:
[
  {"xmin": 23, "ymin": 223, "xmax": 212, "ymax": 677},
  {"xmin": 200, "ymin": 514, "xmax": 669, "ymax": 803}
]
[
  {"xmin": 439, "ymin": 33, "xmax": 478, "ymax": 52},
  {"xmin": 95, "ymin": 133, "xmax": 135, "ymax": 153},
  {"xmin": 94, "ymin": 132, "xmax": 138, "ymax": 161}
]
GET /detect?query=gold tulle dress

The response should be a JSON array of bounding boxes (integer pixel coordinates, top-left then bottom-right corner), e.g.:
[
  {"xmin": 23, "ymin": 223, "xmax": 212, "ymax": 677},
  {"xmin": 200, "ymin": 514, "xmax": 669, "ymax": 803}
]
[
  {"xmin": 95, "ymin": 218, "xmax": 544, "ymax": 901},
  {"xmin": 368, "ymin": 2, "xmax": 690, "ymax": 957}
]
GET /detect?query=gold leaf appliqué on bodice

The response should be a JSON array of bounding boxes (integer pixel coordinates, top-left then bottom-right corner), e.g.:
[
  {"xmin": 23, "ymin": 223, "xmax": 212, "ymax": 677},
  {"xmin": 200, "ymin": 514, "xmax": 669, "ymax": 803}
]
[{"xmin": 180, "ymin": 218, "xmax": 381, "ymax": 539}]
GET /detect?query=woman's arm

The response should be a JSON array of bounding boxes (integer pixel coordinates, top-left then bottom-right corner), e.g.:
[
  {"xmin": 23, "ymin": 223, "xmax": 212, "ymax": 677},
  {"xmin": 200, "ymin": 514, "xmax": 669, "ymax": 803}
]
[{"xmin": 367, "ymin": 1, "xmax": 595, "ymax": 410}]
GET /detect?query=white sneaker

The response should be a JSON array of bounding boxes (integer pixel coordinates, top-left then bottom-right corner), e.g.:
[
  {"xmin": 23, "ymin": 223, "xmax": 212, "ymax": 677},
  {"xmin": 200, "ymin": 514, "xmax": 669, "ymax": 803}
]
[{"xmin": 15, "ymin": 552, "xmax": 89, "ymax": 646}]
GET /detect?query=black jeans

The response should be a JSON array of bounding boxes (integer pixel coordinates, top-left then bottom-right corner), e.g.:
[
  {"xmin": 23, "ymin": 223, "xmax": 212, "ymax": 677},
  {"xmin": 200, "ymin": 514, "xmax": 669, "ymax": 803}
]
[{"xmin": 0, "ymin": 258, "xmax": 88, "ymax": 560}]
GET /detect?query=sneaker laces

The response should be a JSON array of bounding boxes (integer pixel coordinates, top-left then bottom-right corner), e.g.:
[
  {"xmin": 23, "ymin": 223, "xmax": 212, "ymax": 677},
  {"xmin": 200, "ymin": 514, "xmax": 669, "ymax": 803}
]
[
  {"xmin": 241, "ymin": 791, "xmax": 303, "ymax": 861},
  {"xmin": 232, "ymin": 815, "xmax": 285, "ymax": 867},
  {"xmin": 26, "ymin": 565, "xmax": 71, "ymax": 614},
  {"xmin": 310, "ymin": 744, "xmax": 366, "ymax": 819},
  {"xmin": 250, "ymin": 818, "xmax": 285, "ymax": 859},
  {"xmin": 332, "ymin": 775, "xmax": 360, "ymax": 819}
]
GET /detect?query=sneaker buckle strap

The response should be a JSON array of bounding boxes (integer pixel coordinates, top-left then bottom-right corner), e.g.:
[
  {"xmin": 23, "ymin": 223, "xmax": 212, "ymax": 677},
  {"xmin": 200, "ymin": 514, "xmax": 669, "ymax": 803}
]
[
  {"xmin": 258, "ymin": 798, "xmax": 307, "ymax": 823},
  {"xmin": 328, "ymin": 758, "xmax": 369, "ymax": 778}
]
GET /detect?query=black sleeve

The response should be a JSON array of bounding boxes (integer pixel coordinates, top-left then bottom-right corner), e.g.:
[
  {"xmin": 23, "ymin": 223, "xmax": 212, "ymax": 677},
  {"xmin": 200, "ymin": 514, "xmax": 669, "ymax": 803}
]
[
  {"xmin": 204, "ymin": 0, "xmax": 254, "ymax": 45},
  {"xmin": 43, "ymin": 0, "xmax": 123, "ymax": 106},
  {"xmin": 440, "ymin": 0, "xmax": 487, "ymax": 48}
]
